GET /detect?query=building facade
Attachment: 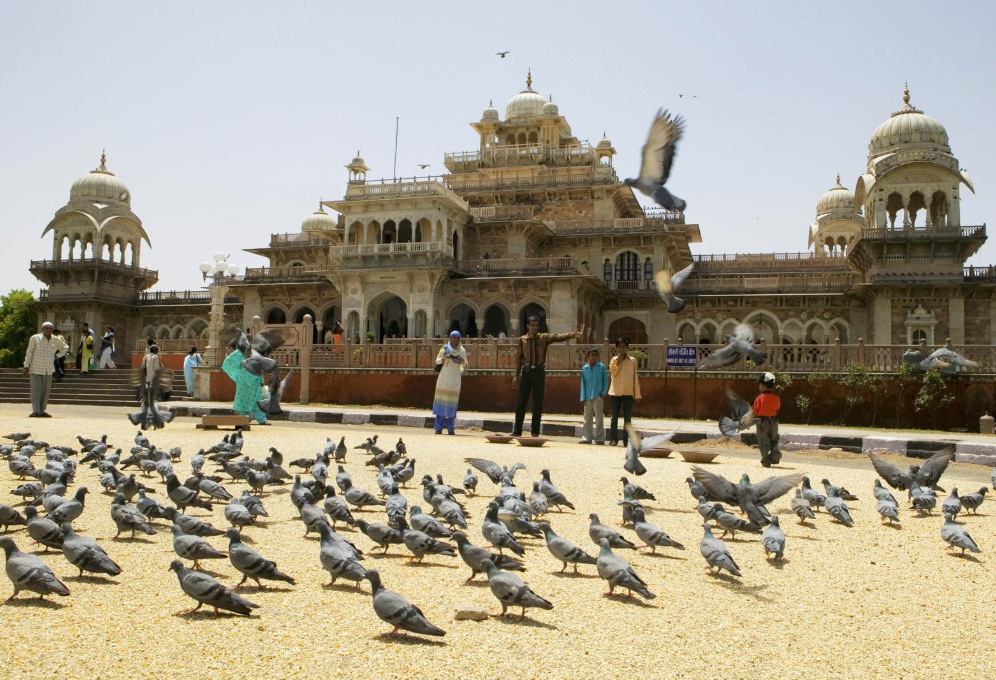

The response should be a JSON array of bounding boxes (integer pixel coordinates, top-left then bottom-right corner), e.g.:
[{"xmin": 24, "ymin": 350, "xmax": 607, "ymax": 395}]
[{"xmin": 28, "ymin": 78, "xmax": 994, "ymax": 362}]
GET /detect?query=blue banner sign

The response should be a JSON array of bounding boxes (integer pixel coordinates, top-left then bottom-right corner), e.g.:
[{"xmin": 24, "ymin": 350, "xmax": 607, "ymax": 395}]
[{"xmin": 666, "ymin": 345, "xmax": 698, "ymax": 367}]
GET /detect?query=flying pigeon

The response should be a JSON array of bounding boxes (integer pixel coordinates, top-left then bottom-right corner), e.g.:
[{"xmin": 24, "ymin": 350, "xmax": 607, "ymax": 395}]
[
  {"xmin": 219, "ymin": 326, "xmax": 284, "ymax": 377},
  {"xmin": 496, "ymin": 51, "xmax": 510, "ymax": 58},
  {"xmin": 465, "ymin": 457, "xmax": 526, "ymax": 486},
  {"xmin": 128, "ymin": 365, "xmax": 174, "ymax": 431},
  {"xmin": 0, "ymin": 537, "xmax": 70, "ymax": 601},
  {"xmin": 719, "ymin": 387, "xmax": 756, "ymax": 438},
  {"xmin": 622, "ymin": 426, "xmax": 673, "ymax": 476},
  {"xmin": 698, "ymin": 324, "xmax": 767, "ymax": 370},
  {"xmin": 902, "ymin": 347, "xmax": 978, "ymax": 372},
  {"xmin": 258, "ymin": 368, "xmax": 294, "ymax": 416},
  {"xmin": 363, "ymin": 569, "xmax": 445, "ymax": 637},
  {"xmin": 691, "ymin": 468, "xmax": 802, "ymax": 528},
  {"xmin": 653, "ymin": 263, "xmax": 695, "ymax": 313},
  {"xmin": 170, "ymin": 559, "xmax": 258, "ymax": 616},
  {"xmin": 623, "ymin": 108, "xmax": 687, "ymax": 211}
]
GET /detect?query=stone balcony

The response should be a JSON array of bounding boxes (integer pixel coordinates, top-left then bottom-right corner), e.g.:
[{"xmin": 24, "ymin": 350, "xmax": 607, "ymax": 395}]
[
  {"xmin": 444, "ymin": 143, "xmax": 596, "ymax": 171},
  {"xmin": 342, "ymin": 179, "xmax": 469, "ymax": 210},
  {"xmin": 680, "ymin": 273, "xmax": 856, "ymax": 295},
  {"xmin": 549, "ymin": 214, "xmax": 686, "ymax": 236},
  {"xmin": 329, "ymin": 241, "xmax": 456, "ymax": 269},
  {"xmin": 443, "ymin": 166, "xmax": 617, "ymax": 193},
  {"xmin": 693, "ymin": 252, "xmax": 853, "ymax": 273},
  {"xmin": 242, "ymin": 266, "xmax": 332, "ymax": 283},
  {"xmin": 269, "ymin": 231, "xmax": 336, "ymax": 247},
  {"xmin": 468, "ymin": 205, "xmax": 537, "ymax": 222},
  {"xmin": 457, "ymin": 256, "xmax": 581, "ymax": 278}
]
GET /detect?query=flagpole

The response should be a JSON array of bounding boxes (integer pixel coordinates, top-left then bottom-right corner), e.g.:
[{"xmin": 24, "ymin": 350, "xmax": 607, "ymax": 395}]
[{"xmin": 393, "ymin": 116, "xmax": 399, "ymax": 180}]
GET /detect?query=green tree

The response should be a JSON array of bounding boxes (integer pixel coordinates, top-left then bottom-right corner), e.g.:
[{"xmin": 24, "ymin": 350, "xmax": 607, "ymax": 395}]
[
  {"xmin": 0, "ymin": 289, "xmax": 37, "ymax": 368},
  {"xmin": 915, "ymin": 368, "xmax": 954, "ymax": 430},
  {"xmin": 836, "ymin": 363, "xmax": 878, "ymax": 426}
]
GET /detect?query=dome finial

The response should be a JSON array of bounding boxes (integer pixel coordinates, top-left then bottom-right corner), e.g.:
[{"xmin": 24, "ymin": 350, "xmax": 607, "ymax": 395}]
[
  {"xmin": 526, "ymin": 68, "xmax": 532, "ymax": 90},
  {"xmin": 100, "ymin": 149, "xmax": 106, "ymax": 168},
  {"xmin": 318, "ymin": 198, "xmax": 325, "ymax": 213},
  {"xmin": 835, "ymin": 173, "xmax": 841, "ymax": 187},
  {"xmin": 903, "ymin": 82, "xmax": 910, "ymax": 105},
  {"xmin": 489, "ymin": 99, "xmax": 493, "ymax": 106}
]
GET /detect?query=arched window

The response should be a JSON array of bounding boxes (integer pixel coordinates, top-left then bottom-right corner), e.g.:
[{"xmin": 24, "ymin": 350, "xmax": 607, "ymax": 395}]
[
  {"xmin": 265, "ymin": 308, "xmax": 287, "ymax": 324},
  {"xmin": 603, "ymin": 259, "xmax": 612, "ymax": 282},
  {"xmin": 644, "ymin": 257, "xmax": 653, "ymax": 282},
  {"xmin": 615, "ymin": 252, "xmax": 639, "ymax": 281},
  {"xmin": 912, "ymin": 329, "xmax": 927, "ymax": 342}
]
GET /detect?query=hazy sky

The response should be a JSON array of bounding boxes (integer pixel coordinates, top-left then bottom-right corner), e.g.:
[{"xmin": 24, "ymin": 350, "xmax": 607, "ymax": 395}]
[{"xmin": 2, "ymin": 1, "xmax": 994, "ymax": 294}]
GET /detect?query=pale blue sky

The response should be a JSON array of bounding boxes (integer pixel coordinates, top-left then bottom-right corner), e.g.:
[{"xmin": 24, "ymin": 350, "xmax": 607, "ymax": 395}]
[{"xmin": 2, "ymin": 0, "xmax": 994, "ymax": 294}]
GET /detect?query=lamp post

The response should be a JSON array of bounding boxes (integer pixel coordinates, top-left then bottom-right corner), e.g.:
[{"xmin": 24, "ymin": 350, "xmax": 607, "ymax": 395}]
[{"xmin": 201, "ymin": 253, "xmax": 241, "ymax": 368}]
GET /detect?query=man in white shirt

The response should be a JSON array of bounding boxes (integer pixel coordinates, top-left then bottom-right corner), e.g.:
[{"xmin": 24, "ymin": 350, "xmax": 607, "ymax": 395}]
[{"xmin": 23, "ymin": 321, "xmax": 68, "ymax": 418}]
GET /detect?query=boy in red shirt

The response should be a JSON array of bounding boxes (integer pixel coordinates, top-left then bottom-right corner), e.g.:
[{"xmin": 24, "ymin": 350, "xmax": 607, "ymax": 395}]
[{"xmin": 753, "ymin": 372, "xmax": 781, "ymax": 467}]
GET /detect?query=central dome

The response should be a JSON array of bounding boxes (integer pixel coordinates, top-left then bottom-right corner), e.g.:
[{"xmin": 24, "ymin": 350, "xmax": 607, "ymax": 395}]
[
  {"xmin": 70, "ymin": 152, "xmax": 130, "ymax": 205},
  {"xmin": 869, "ymin": 85, "xmax": 949, "ymax": 156},
  {"xmin": 816, "ymin": 174, "xmax": 855, "ymax": 215},
  {"xmin": 505, "ymin": 71, "xmax": 546, "ymax": 119}
]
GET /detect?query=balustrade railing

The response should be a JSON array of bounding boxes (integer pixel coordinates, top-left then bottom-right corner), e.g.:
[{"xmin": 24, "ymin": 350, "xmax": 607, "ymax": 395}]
[
  {"xmin": 964, "ymin": 265, "xmax": 996, "ymax": 282},
  {"xmin": 269, "ymin": 232, "xmax": 333, "ymax": 247},
  {"xmin": 29, "ymin": 258, "xmax": 158, "ymax": 278},
  {"xmin": 693, "ymin": 252, "xmax": 852, "ymax": 272},
  {"xmin": 343, "ymin": 179, "xmax": 469, "ymax": 209},
  {"xmin": 243, "ymin": 266, "xmax": 330, "ymax": 282},
  {"xmin": 443, "ymin": 169, "xmax": 598, "ymax": 192},
  {"xmin": 133, "ymin": 338, "xmax": 196, "ymax": 352},
  {"xmin": 549, "ymin": 214, "xmax": 685, "ymax": 235},
  {"xmin": 329, "ymin": 242, "xmax": 454, "ymax": 258},
  {"xmin": 859, "ymin": 224, "xmax": 986, "ymax": 240},
  {"xmin": 460, "ymin": 257, "xmax": 580, "ymax": 276},
  {"xmin": 680, "ymin": 274, "xmax": 855, "ymax": 294},
  {"xmin": 469, "ymin": 205, "xmax": 536, "ymax": 221}
]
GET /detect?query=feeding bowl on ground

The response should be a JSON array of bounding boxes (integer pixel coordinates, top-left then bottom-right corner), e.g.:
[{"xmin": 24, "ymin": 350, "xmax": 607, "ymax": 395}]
[
  {"xmin": 516, "ymin": 437, "xmax": 549, "ymax": 447},
  {"xmin": 679, "ymin": 450, "xmax": 719, "ymax": 463},
  {"xmin": 485, "ymin": 434, "xmax": 514, "ymax": 444},
  {"xmin": 642, "ymin": 447, "xmax": 673, "ymax": 459}
]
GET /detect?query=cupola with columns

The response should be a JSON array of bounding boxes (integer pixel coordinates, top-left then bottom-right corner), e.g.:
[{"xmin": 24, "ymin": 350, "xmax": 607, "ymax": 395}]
[{"xmin": 808, "ymin": 174, "xmax": 865, "ymax": 257}]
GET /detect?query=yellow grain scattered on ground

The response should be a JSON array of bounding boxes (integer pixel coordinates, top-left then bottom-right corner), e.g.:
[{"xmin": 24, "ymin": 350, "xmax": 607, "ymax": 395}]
[{"xmin": 0, "ymin": 407, "xmax": 993, "ymax": 680}]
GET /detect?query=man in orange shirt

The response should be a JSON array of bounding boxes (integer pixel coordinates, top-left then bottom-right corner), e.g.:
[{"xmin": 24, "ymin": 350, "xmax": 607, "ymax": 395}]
[{"xmin": 752, "ymin": 372, "xmax": 782, "ymax": 467}]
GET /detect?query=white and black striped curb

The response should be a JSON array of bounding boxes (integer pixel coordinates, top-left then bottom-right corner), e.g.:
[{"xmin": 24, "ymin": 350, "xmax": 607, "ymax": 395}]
[{"xmin": 163, "ymin": 405, "xmax": 996, "ymax": 467}]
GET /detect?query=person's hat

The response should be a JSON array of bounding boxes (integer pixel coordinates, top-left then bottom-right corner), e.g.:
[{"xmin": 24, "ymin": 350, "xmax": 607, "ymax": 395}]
[
  {"xmin": 41, "ymin": 321, "xmax": 54, "ymax": 329},
  {"xmin": 758, "ymin": 372, "xmax": 776, "ymax": 387}
]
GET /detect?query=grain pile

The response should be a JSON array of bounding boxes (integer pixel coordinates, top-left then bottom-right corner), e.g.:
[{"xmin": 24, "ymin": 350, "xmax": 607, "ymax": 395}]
[{"xmin": 1, "ymin": 409, "xmax": 994, "ymax": 680}]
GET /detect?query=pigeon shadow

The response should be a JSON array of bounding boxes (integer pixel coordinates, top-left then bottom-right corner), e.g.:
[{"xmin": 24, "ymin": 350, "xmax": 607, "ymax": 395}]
[
  {"xmin": 640, "ymin": 552, "xmax": 688, "ymax": 561},
  {"xmin": 659, "ymin": 508, "xmax": 697, "ymax": 515},
  {"xmin": 709, "ymin": 575, "xmax": 774, "ymax": 603},
  {"xmin": 766, "ymin": 557, "xmax": 790, "ymax": 570},
  {"xmin": 3, "ymin": 597, "xmax": 67, "ymax": 609},
  {"xmin": 176, "ymin": 609, "xmax": 254, "ymax": 620},
  {"xmin": 192, "ymin": 567, "xmax": 228, "ymax": 578},
  {"xmin": 880, "ymin": 522, "xmax": 903, "ymax": 531},
  {"xmin": 493, "ymin": 614, "xmax": 559, "ymax": 629},
  {"xmin": 110, "ymin": 536, "xmax": 156, "ymax": 544},
  {"xmin": 950, "ymin": 552, "xmax": 983, "ymax": 563},
  {"xmin": 373, "ymin": 633, "xmax": 447, "ymax": 646},
  {"xmin": 236, "ymin": 584, "xmax": 295, "ymax": 594},
  {"xmin": 67, "ymin": 574, "xmax": 121, "ymax": 585},
  {"xmin": 787, "ymin": 534, "xmax": 822, "ymax": 542},
  {"xmin": 405, "ymin": 561, "xmax": 459, "ymax": 569},
  {"xmin": 551, "ymin": 570, "xmax": 599, "ymax": 579},
  {"xmin": 321, "ymin": 582, "xmax": 365, "ymax": 594},
  {"xmin": 601, "ymin": 593, "xmax": 658, "ymax": 608}
]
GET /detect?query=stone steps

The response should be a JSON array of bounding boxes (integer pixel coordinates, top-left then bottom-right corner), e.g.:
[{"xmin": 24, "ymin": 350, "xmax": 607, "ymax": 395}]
[{"xmin": 0, "ymin": 368, "xmax": 190, "ymax": 406}]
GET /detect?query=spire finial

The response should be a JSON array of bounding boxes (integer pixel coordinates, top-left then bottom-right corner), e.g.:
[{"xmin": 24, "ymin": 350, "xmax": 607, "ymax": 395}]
[
  {"xmin": 526, "ymin": 68, "xmax": 532, "ymax": 90},
  {"xmin": 100, "ymin": 149, "xmax": 106, "ymax": 168},
  {"xmin": 903, "ymin": 82, "xmax": 910, "ymax": 105},
  {"xmin": 318, "ymin": 198, "xmax": 325, "ymax": 212},
  {"xmin": 489, "ymin": 99, "xmax": 493, "ymax": 107},
  {"xmin": 835, "ymin": 173, "xmax": 841, "ymax": 187}
]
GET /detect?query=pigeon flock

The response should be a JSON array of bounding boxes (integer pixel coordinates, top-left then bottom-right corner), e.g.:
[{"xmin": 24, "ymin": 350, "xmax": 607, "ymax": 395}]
[{"xmin": 0, "ymin": 423, "xmax": 990, "ymax": 643}]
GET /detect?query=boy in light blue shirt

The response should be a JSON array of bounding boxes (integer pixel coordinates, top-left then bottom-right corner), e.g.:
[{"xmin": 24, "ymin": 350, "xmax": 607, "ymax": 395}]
[{"xmin": 579, "ymin": 348, "xmax": 609, "ymax": 445}]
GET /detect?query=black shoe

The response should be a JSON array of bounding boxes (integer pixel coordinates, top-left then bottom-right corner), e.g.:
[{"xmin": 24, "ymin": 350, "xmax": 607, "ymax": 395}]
[
  {"xmin": 39, "ymin": 413, "xmax": 52, "ymax": 418},
  {"xmin": 28, "ymin": 413, "xmax": 40, "ymax": 418},
  {"xmin": 609, "ymin": 440, "xmax": 618, "ymax": 446}
]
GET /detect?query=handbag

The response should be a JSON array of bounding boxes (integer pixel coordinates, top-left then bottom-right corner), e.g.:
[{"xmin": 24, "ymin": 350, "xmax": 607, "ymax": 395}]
[{"xmin": 434, "ymin": 362, "xmax": 443, "ymax": 373}]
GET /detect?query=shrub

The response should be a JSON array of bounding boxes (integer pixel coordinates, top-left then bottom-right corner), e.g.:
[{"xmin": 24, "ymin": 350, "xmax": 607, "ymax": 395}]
[{"xmin": 0, "ymin": 290, "xmax": 37, "ymax": 368}]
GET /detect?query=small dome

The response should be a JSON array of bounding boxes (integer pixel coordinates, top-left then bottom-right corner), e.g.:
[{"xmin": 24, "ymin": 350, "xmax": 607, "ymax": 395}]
[
  {"xmin": 505, "ymin": 70, "xmax": 546, "ymax": 119},
  {"xmin": 869, "ymin": 85, "xmax": 949, "ymax": 155},
  {"xmin": 542, "ymin": 96, "xmax": 559, "ymax": 116},
  {"xmin": 351, "ymin": 154, "xmax": 365, "ymax": 166},
  {"xmin": 816, "ymin": 174, "xmax": 855, "ymax": 215},
  {"xmin": 69, "ymin": 152, "xmax": 130, "ymax": 204},
  {"xmin": 302, "ymin": 203, "xmax": 336, "ymax": 232},
  {"xmin": 597, "ymin": 133, "xmax": 612, "ymax": 148},
  {"xmin": 482, "ymin": 100, "xmax": 499, "ymax": 122}
]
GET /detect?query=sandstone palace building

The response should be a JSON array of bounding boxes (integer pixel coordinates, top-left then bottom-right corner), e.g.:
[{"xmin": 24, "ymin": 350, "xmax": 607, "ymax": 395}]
[{"xmin": 28, "ymin": 77, "xmax": 993, "ymax": 365}]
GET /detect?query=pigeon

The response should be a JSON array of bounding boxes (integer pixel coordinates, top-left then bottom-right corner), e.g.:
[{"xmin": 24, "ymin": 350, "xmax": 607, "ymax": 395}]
[
  {"xmin": 4, "ymin": 433, "xmax": 31, "ymax": 442},
  {"xmin": 872, "ymin": 479, "xmax": 898, "ymax": 505},
  {"xmin": 341, "ymin": 479, "xmax": 385, "ymax": 511},
  {"xmin": 0, "ymin": 505, "xmax": 26, "ymax": 532},
  {"xmin": 61, "ymin": 524, "xmax": 121, "ymax": 577},
  {"xmin": 652, "ymin": 263, "xmax": 695, "ymax": 313},
  {"xmin": 323, "ymin": 487, "xmax": 355, "ymax": 528},
  {"xmin": 363, "ymin": 570, "xmax": 445, "ymax": 636},
  {"xmin": 48, "ymin": 487, "xmax": 88, "ymax": 525},
  {"xmin": 597, "ymin": 538, "xmax": 656, "ymax": 599},
  {"xmin": 877, "ymin": 499, "xmax": 901, "ymax": 524},
  {"xmin": 618, "ymin": 497, "xmax": 643, "ymax": 527},
  {"xmin": 697, "ymin": 496, "xmax": 718, "ymax": 520},
  {"xmin": 940, "ymin": 513, "xmax": 980, "ymax": 555},
  {"xmin": 942, "ymin": 489, "xmax": 962, "ymax": 518},
  {"xmin": 824, "ymin": 488, "xmax": 854, "ymax": 526},
  {"xmin": 903, "ymin": 347, "xmax": 978, "ymax": 371},
  {"xmin": 960, "ymin": 487, "xmax": 988, "ymax": 514},
  {"xmin": 428, "ymin": 489, "xmax": 469, "ymax": 530},
  {"xmin": 224, "ymin": 500, "xmax": 254, "ymax": 532},
  {"xmin": 290, "ymin": 475, "xmax": 315, "ymax": 510},
  {"xmin": 409, "ymin": 505, "xmax": 451, "ymax": 539},
  {"xmin": 166, "ymin": 474, "xmax": 212, "ymax": 512},
  {"xmin": 451, "ymin": 531, "xmax": 524, "ymax": 583},
  {"xmin": 335, "ymin": 466, "xmax": 351, "ymax": 493},
  {"xmin": 800, "ymin": 477, "xmax": 826, "ymax": 508},
  {"xmin": 0, "ymin": 537, "xmax": 70, "ymax": 601},
  {"xmin": 238, "ymin": 491, "xmax": 268, "ymax": 520},
  {"xmin": 621, "ymin": 476, "xmax": 656, "ymax": 502},
  {"xmin": 631, "ymin": 506, "xmax": 684, "ymax": 553},
  {"xmin": 355, "ymin": 519, "xmax": 403, "ymax": 554},
  {"xmin": 164, "ymin": 506, "xmax": 225, "ymax": 537},
  {"xmin": 170, "ymin": 560, "xmax": 258, "ymax": 616},
  {"xmin": 588, "ymin": 513, "xmax": 636, "ymax": 550},
  {"xmin": 623, "ymin": 427, "xmax": 674, "ymax": 477},
  {"xmin": 465, "ymin": 457, "xmax": 526, "ymax": 486},
  {"xmin": 697, "ymin": 324, "xmax": 767, "ymax": 370},
  {"xmin": 397, "ymin": 518, "xmax": 455, "ymax": 563},
  {"xmin": 393, "ymin": 459, "xmax": 416, "ymax": 488},
  {"xmin": 719, "ymin": 387, "xmax": 756, "ymax": 438},
  {"xmin": 110, "ymin": 493, "xmax": 156, "ymax": 538},
  {"xmin": 481, "ymin": 558, "xmax": 553, "ymax": 618},
  {"xmin": 623, "ymin": 108, "xmax": 686, "ymax": 211},
  {"xmin": 462, "ymin": 469, "xmax": 478, "ymax": 495},
  {"xmin": 482, "ymin": 502, "xmax": 525, "ymax": 556},
  {"xmin": 870, "ymin": 449, "xmax": 954, "ymax": 493},
  {"xmin": 527, "ymin": 482, "xmax": 550, "ymax": 516},
  {"xmin": 258, "ymin": 368, "xmax": 294, "ymax": 415},
  {"xmin": 686, "ymin": 477, "xmax": 709, "ymax": 503},
  {"xmin": 332, "ymin": 437, "xmax": 348, "ymax": 463},
  {"xmin": 692, "ymin": 468, "xmax": 802, "ymax": 528},
  {"xmin": 538, "ymin": 470, "xmax": 575, "ymax": 511},
  {"xmin": 376, "ymin": 465, "xmax": 396, "ymax": 497},
  {"xmin": 23, "ymin": 506, "xmax": 63, "ymax": 550},
  {"xmin": 225, "ymin": 528, "xmax": 295, "ymax": 588},
  {"xmin": 297, "ymin": 502, "xmax": 330, "ymax": 537},
  {"xmin": 821, "ymin": 479, "xmax": 858, "ymax": 502},
  {"xmin": 496, "ymin": 50, "xmax": 510, "ymax": 58},
  {"xmin": 316, "ymin": 523, "xmax": 367, "ymax": 589},
  {"xmin": 712, "ymin": 505, "xmax": 761, "ymax": 539},
  {"xmin": 171, "ymin": 524, "xmax": 227, "ymax": 569},
  {"xmin": 790, "ymin": 489, "xmax": 815, "ymax": 523},
  {"xmin": 535, "ymin": 522, "xmax": 596, "ymax": 573},
  {"xmin": 220, "ymin": 326, "xmax": 284, "ymax": 377},
  {"xmin": 700, "ymin": 522, "xmax": 741, "ymax": 577},
  {"xmin": 760, "ymin": 515, "xmax": 786, "ymax": 560},
  {"xmin": 128, "ymin": 366, "xmax": 175, "ymax": 430},
  {"xmin": 910, "ymin": 482, "xmax": 938, "ymax": 515}
]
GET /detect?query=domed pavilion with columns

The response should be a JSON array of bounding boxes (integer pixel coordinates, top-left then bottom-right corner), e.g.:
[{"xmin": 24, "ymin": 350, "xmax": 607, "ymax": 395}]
[{"xmin": 26, "ymin": 79, "xmax": 996, "ymax": 375}]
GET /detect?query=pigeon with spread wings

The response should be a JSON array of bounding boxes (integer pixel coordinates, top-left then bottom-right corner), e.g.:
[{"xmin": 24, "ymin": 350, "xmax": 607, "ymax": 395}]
[
  {"xmin": 219, "ymin": 326, "xmax": 284, "ymax": 377},
  {"xmin": 691, "ymin": 466, "xmax": 804, "ymax": 527},
  {"xmin": 653, "ymin": 263, "xmax": 694, "ymax": 313},
  {"xmin": 128, "ymin": 364, "xmax": 174, "ymax": 430},
  {"xmin": 623, "ymin": 108, "xmax": 687, "ymax": 212},
  {"xmin": 463, "ymin": 457, "xmax": 526, "ymax": 486},
  {"xmin": 719, "ymin": 387, "xmax": 755, "ymax": 438},
  {"xmin": 902, "ymin": 347, "xmax": 978, "ymax": 372},
  {"xmin": 623, "ymin": 425, "xmax": 674, "ymax": 476},
  {"xmin": 258, "ymin": 368, "xmax": 294, "ymax": 416},
  {"xmin": 698, "ymin": 323, "xmax": 767, "ymax": 370},
  {"xmin": 869, "ymin": 447, "xmax": 954, "ymax": 494}
]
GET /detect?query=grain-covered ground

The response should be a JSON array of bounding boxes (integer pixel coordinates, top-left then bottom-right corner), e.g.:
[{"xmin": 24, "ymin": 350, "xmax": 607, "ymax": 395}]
[{"xmin": 1, "ymin": 407, "xmax": 994, "ymax": 680}]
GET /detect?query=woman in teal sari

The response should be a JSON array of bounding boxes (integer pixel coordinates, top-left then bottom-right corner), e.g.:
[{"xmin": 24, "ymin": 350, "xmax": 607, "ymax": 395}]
[{"xmin": 222, "ymin": 350, "xmax": 267, "ymax": 424}]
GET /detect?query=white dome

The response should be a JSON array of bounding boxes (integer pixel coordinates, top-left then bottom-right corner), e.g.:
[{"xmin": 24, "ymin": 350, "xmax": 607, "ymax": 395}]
[
  {"xmin": 69, "ymin": 153, "xmax": 130, "ymax": 204},
  {"xmin": 597, "ymin": 134, "xmax": 612, "ymax": 148},
  {"xmin": 816, "ymin": 175, "xmax": 855, "ymax": 215},
  {"xmin": 542, "ymin": 97, "xmax": 559, "ymax": 116},
  {"xmin": 869, "ymin": 86, "xmax": 949, "ymax": 156},
  {"xmin": 505, "ymin": 71, "xmax": 545, "ymax": 119},
  {"xmin": 302, "ymin": 204, "xmax": 336, "ymax": 232},
  {"xmin": 482, "ymin": 101, "xmax": 499, "ymax": 122}
]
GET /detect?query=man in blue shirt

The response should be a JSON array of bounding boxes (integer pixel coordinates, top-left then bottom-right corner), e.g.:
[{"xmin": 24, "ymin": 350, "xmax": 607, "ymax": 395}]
[{"xmin": 579, "ymin": 348, "xmax": 609, "ymax": 445}]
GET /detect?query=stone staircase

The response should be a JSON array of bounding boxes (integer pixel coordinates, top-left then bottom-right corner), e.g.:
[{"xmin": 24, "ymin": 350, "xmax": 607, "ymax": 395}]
[{"xmin": 0, "ymin": 368, "xmax": 190, "ymax": 407}]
